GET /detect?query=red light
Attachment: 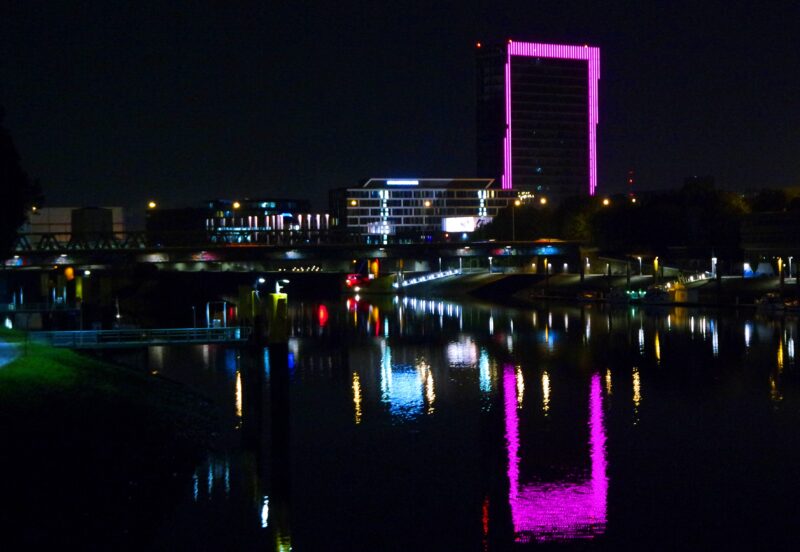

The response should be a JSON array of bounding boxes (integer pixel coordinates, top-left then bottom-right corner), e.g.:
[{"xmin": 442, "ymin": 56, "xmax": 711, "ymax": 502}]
[
  {"xmin": 317, "ymin": 304, "xmax": 329, "ymax": 327},
  {"xmin": 476, "ymin": 42, "xmax": 482, "ymax": 48}
]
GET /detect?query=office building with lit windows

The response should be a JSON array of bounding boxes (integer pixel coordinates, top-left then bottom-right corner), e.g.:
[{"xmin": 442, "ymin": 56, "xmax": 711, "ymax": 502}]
[
  {"xmin": 476, "ymin": 40, "xmax": 600, "ymax": 199},
  {"xmin": 330, "ymin": 178, "xmax": 518, "ymax": 237}
]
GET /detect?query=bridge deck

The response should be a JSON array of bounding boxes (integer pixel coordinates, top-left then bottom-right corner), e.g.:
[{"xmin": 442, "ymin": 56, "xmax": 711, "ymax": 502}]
[{"xmin": 29, "ymin": 327, "xmax": 251, "ymax": 349}]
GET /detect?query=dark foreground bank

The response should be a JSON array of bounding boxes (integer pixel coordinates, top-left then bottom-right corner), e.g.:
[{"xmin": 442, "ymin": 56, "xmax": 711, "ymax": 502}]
[{"xmin": 0, "ymin": 330, "xmax": 218, "ymax": 548}]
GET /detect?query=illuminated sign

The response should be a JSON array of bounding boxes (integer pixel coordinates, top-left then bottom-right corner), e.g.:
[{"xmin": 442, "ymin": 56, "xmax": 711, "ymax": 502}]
[
  {"xmin": 386, "ymin": 179, "xmax": 419, "ymax": 186},
  {"xmin": 442, "ymin": 216, "xmax": 490, "ymax": 233},
  {"xmin": 502, "ymin": 42, "xmax": 600, "ymax": 195}
]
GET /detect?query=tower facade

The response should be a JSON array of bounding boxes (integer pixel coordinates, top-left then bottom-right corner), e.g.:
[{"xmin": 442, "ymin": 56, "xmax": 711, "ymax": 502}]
[{"xmin": 477, "ymin": 41, "xmax": 600, "ymax": 198}]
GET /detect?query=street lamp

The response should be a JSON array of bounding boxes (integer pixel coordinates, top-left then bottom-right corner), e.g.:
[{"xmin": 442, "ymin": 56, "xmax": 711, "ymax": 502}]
[
  {"xmin": 602, "ymin": 198, "xmax": 610, "ymax": 206},
  {"xmin": 512, "ymin": 199, "xmax": 521, "ymax": 241},
  {"xmin": 539, "ymin": 197, "xmax": 548, "ymax": 205},
  {"xmin": 147, "ymin": 201, "xmax": 157, "ymax": 209}
]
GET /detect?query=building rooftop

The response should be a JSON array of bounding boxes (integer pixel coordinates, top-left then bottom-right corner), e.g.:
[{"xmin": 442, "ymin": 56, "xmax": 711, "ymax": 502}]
[{"xmin": 357, "ymin": 178, "xmax": 497, "ymax": 190}]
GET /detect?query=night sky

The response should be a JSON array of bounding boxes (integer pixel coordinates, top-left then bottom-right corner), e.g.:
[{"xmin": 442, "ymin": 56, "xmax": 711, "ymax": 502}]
[{"xmin": 2, "ymin": 1, "xmax": 799, "ymax": 211}]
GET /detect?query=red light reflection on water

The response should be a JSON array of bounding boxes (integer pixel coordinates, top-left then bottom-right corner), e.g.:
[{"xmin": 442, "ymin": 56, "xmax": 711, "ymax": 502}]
[
  {"xmin": 317, "ymin": 304, "xmax": 328, "ymax": 327},
  {"xmin": 504, "ymin": 365, "xmax": 607, "ymax": 543}
]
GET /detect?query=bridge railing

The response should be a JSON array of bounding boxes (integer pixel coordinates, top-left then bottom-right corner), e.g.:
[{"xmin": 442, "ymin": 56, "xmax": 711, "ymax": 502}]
[
  {"xmin": 29, "ymin": 326, "xmax": 252, "ymax": 348},
  {"xmin": 1, "ymin": 302, "xmax": 80, "ymax": 313},
  {"xmin": 13, "ymin": 229, "xmax": 365, "ymax": 252}
]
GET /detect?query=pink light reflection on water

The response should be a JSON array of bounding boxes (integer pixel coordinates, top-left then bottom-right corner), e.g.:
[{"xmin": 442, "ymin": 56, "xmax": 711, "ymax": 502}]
[{"xmin": 504, "ymin": 365, "xmax": 608, "ymax": 543}]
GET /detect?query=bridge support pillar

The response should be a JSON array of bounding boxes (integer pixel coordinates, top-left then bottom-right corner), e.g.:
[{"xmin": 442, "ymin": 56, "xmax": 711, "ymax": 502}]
[{"xmin": 267, "ymin": 292, "xmax": 288, "ymax": 345}]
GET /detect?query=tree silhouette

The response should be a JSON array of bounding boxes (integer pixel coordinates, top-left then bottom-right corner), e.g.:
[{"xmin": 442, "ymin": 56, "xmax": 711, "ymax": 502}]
[{"xmin": 0, "ymin": 108, "xmax": 42, "ymax": 257}]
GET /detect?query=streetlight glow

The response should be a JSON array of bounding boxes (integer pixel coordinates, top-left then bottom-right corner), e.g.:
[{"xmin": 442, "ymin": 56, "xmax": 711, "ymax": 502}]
[
  {"xmin": 539, "ymin": 197, "xmax": 547, "ymax": 205},
  {"xmin": 147, "ymin": 201, "xmax": 157, "ymax": 209},
  {"xmin": 232, "ymin": 201, "xmax": 241, "ymax": 209},
  {"xmin": 602, "ymin": 198, "xmax": 610, "ymax": 206}
]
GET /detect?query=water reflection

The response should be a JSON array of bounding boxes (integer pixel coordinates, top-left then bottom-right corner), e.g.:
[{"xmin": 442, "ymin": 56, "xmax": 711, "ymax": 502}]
[
  {"xmin": 505, "ymin": 367, "xmax": 608, "ymax": 543},
  {"xmin": 115, "ymin": 297, "xmax": 800, "ymax": 549}
]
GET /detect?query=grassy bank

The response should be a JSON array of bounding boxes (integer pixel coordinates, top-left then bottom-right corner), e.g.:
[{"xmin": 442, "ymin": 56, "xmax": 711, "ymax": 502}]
[{"xmin": 0, "ymin": 330, "xmax": 219, "ymax": 548}]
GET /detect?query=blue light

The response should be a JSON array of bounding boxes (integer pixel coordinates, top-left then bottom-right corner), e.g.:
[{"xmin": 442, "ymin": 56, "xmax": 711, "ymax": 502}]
[
  {"xmin": 386, "ymin": 179, "xmax": 419, "ymax": 186},
  {"xmin": 535, "ymin": 245, "xmax": 560, "ymax": 255},
  {"xmin": 225, "ymin": 349, "xmax": 238, "ymax": 373}
]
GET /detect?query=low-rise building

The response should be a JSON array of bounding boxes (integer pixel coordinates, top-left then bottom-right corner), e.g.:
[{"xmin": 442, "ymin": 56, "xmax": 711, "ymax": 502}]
[{"xmin": 330, "ymin": 178, "xmax": 519, "ymax": 240}]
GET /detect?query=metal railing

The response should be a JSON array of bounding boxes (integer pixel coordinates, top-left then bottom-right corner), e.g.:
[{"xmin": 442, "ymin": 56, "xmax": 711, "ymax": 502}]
[
  {"xmin": 29, "ymin": 326, "xmax": 252, "ymax": 348},
  {"xmin": 1, "ymin": 302, "xmax": 79, "ymax": 313}
]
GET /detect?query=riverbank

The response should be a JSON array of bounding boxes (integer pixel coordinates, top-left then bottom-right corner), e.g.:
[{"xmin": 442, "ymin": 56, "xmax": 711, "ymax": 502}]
[
  {"xmin": 367, "ymin": 272, "xmax": 798, "ymax": 308},
  {"xmin": 0, "ymin": 329, "xmax": 219, "ymax": 548}
]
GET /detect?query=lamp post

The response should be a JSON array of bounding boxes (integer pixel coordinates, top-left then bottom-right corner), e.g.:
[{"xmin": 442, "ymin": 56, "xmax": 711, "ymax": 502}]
[{"xmin": 512, "ymin": 199, "xmax": 521, "ymax": 241}]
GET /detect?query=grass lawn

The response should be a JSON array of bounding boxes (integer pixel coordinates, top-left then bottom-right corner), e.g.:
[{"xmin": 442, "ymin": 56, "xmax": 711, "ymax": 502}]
[{"xmin": 0, "ymin": 329, "xmax": 219, "ymax": 548}]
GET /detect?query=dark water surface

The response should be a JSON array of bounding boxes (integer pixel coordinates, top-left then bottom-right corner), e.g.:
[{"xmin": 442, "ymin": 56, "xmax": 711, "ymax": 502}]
[{"xmin": 115, "ymin": 298, "xmax": 800, "ymax": 550}]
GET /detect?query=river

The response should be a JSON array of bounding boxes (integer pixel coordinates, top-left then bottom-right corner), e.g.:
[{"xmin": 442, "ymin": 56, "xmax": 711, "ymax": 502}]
[{"xmin": 109, "ymin": 296, "xmax": 800, "ymax": 550}]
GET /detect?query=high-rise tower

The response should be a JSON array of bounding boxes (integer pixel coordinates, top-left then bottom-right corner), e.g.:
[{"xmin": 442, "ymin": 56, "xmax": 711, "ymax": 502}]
[{"xmin": 476, "ymin": 40, "xmax": 600, "ymax": 198}]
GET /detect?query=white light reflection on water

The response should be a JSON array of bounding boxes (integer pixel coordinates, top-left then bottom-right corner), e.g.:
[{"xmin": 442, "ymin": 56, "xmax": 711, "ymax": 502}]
[
  {"xmin": 712, "ymin": 320, "xmax": 719, "ymax": 357},
  {"xmin": 447, "ymin": 337, "xmax": 478, "ymax": 366},
  {"xmin": 261, "ymin": 496, "xmax": 269, "ymax": 528}
]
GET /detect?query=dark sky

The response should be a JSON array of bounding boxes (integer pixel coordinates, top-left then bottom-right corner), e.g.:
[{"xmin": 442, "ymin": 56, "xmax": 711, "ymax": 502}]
[{"xmin": 2, "ymin": 1, "xmax": 799, "ymax": 211}]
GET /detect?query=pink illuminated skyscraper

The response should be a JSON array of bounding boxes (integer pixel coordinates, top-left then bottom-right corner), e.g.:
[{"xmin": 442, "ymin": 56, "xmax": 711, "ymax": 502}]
[{"xmin": 476, "ymin": 40, "xmax": 600, "ymax": 197}]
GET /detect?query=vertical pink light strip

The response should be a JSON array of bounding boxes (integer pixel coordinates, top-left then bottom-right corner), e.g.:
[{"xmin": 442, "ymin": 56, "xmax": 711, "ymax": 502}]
[
  {"xmin": 502, "ymin": 52, "xmax": 513, "ymax": 190},
  {"xmin": 501, "ymin": 41, "xmax": 601, "ymax": 195}
]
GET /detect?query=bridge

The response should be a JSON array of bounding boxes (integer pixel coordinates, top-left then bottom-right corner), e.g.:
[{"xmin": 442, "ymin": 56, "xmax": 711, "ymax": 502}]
[
  {"xmin": 29, "ymin": 327, "xmax": 252, "ymax": 349},
  {"xmin": 7, "ymin": 231, "xmax": 580, "ymax": 273}
]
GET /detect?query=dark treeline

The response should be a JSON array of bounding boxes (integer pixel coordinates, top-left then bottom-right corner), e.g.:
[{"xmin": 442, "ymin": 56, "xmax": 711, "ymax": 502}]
[
  {"xmin": 1, "ymin": 108, "xmax": 42, "ymax": 257},
  {"xmin": 476, "ymin": 181, "xmax": 799, "ymax": 257}
]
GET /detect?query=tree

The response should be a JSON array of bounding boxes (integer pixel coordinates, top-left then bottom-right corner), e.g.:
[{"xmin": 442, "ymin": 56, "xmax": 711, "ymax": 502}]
[
  {"xmin": 748, "ymin": 189, "xmax": 788, "ymax": 213},
  {"xmin": 0, "ymin": 108, "xmax": 42, "ymax": 257}
]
